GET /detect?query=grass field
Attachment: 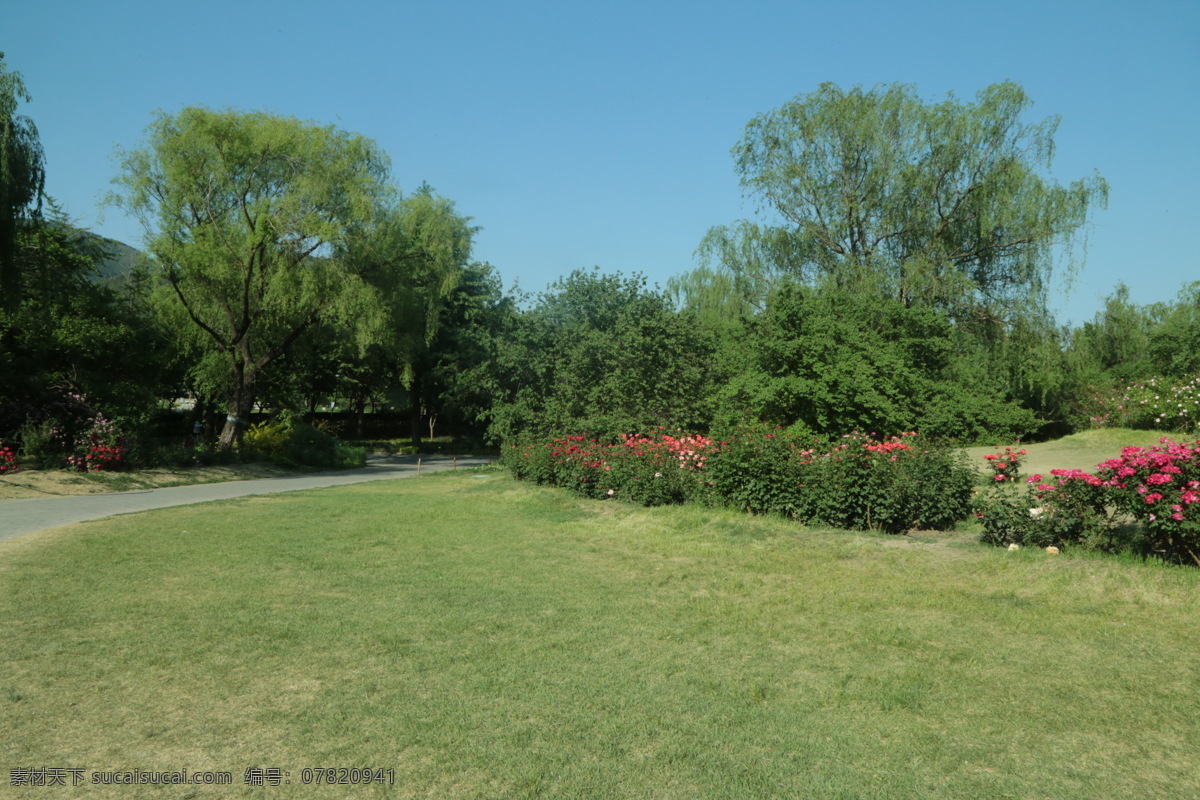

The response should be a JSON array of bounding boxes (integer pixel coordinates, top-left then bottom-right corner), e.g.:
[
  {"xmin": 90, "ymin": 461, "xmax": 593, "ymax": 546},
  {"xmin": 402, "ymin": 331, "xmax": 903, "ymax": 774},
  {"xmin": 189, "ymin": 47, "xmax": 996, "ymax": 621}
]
[
  {"xmin": 2, "ymin": 468, "xmax": 1198, "ymax": 799},
  {"xmin": 962, "ymin": 427, "xmax": 1183, "ymax": 479}
]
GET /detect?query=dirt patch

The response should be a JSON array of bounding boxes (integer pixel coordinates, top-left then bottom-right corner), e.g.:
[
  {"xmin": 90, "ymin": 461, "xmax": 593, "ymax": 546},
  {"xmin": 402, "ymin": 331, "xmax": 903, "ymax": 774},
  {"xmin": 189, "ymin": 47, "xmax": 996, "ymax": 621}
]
[{"xmin": 0, "ymin": 463, "xmax": 297, "ymax": 501}]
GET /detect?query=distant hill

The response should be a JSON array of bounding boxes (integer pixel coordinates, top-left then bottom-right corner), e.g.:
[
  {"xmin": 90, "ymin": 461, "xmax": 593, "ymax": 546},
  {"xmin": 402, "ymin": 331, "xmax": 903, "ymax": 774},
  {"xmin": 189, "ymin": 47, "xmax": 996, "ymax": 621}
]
[{"xmin": 90, "ymin": 233, "xmax": 144, "ymax": 284}]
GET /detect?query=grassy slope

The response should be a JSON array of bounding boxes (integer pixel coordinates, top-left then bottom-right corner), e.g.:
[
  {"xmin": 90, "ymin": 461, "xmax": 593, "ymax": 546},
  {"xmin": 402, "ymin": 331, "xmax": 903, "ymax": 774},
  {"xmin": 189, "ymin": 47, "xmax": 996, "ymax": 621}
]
[
  {"xmin": 2, "ymin": 472, "xmax": 1198, "ymax": 799},
  {"xmin": 962, "ymin": 427, "xmax": 1188, "ymax": 478}
]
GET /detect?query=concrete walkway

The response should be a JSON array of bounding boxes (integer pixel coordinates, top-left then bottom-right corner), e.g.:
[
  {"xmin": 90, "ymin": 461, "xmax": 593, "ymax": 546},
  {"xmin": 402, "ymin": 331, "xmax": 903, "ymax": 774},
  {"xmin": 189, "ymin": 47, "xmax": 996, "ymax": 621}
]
[{"xmin": 0, "ymin": 454, "xmax": 493, "ymax": 543}]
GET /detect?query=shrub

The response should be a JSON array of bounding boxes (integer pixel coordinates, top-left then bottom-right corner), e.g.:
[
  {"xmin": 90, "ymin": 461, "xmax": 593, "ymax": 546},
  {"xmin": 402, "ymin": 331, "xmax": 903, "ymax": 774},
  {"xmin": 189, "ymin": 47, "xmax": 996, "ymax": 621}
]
[
  {"xmin": 242, "ymin": 420, "xmax": 291, "ymax": 457},
  {"xmin": 506, "ymin": 432, "xmax": 712, "ymax": 506},
  {"xmin": 974, "ymin": 475, "xmax": 1117, "ymax": 551},
  {"xmin": 0, "ymin": 443, "xmax": 18, "ymax": 473},
  {"xmin": 509, "ymin": 426, "xmax": 975, "ymax": 533},
  {"xmin": 241, "ymin": 415, "xmax": 365, "ymax": 470},
  {"xmin": 65, "ymin": 414, "xmax": 128, "ymax": 472},
  {"xmin": 974, "ymin": 437, "xmax": 1200, "ymax": 565},
  {"xmin": 982, "ymin": 446, "xmax": 1027, "ymax": 483}
]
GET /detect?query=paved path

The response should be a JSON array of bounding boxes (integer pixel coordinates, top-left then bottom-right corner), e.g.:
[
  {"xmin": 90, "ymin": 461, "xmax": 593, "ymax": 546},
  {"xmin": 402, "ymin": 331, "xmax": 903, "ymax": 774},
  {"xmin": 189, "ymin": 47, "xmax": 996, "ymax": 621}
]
[{"xmin": 0, "ymin": 454, "xmax": 493, "ymax": 543}]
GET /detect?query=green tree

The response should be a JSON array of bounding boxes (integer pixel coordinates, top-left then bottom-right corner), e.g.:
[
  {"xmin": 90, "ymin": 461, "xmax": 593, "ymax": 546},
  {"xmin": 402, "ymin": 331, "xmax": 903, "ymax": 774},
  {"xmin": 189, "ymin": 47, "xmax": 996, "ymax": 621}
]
[
  {"xmin": 423, "ymin": 261, "xmax": 516, "ymax": 439},
  {"xmin": 487, "ymin": 269, "xmax": 717, "ymax": 442},
  {"xmin": 714, "ymin": 81, "xmax": 1107, "ymax": 314},
  {"xmin": 337, "ymin": 184, "xmax": 477, "ymax": 445},
  {"xmin": 1068, "ymin": 284, "xmax": 1160, "ymax": 379},
  {"xmin": 111, "ymin": 107, "xmax": 393, "ymax": 447},
  {"xmin": 0, "ymin": 209, "xmax": 176, "ymax": 442},
  {"xmin": 0, "ymin": 53, "xmax": 46, "ymax": 307},
  {"xmin": 719, "ymin": 281, "xmax": 1036, "ymax": 441}
]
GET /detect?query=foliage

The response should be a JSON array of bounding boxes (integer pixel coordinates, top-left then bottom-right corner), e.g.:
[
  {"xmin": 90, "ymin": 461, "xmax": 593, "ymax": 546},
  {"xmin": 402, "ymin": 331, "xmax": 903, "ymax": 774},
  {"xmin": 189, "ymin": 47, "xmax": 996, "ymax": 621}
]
[
  {"xmin": 1067, "ymin": 284, "xmax": 1160, "ymax": 381},
  {"xmin": 0, "ymin": 212, "xmax": 176, "ymax": 447},
  {"xmin": 718, "ymin": 281, "xmax": 1037, "ymax": 440},
  {"xmin": 707, "ymin": 425, "xmax": 973, "ymax": 533},
  {"xmin": 342, "ymin": 185, "xmax": 479, "ymax": 446},
  {"xmin": 111, "ymin": 107, "xmax": 393, "ymax": 448},
  {"xmin": 509, "ymin": 425, "xmax": 974, "ymax": 533},
  {"xmin": 64, "ymin": 413, "xmax": 128, "ymax": 472},
  {"xmin": 981, "ymin": 446, "xmax": 1027, "ymax": 482},
  {"xmin": 240, "ymin": 413, "xmax": 365, "ymax": 470},
  {"xmin": 487, "ymin": 269, "xmax": 718, "ymax": 442},
  {"xmin": 0, "ymin": 52, "xmax": 45, "ymax": 306},
  {"xmin": 506, "ymin": 432, "xmax": 712, "ymax": 506},
  {"xmin": 1069, "ymin": 374, "xmax": 1200, "ymax": 434},
  {"xmin": 0, "ymin": 441, "xmax": 16, "ymax": 473},
  {"xmin": 1148, "ymin": 282, "xmax": 1200, "ymax": 378},
  {"xmin": 974, "ymin": 475, "xmax": 1118, "ymax": 551},
  {"xmin": 974, "ymin": 438, "xmax": 1200, "ymax": 566},
  {"xmin": 718, "ymin": 81, "xmax": 1107, "ymax": 312},
  {"xmin": 242, "ymin": 419, "xmax": 291, "ymax": 456}
]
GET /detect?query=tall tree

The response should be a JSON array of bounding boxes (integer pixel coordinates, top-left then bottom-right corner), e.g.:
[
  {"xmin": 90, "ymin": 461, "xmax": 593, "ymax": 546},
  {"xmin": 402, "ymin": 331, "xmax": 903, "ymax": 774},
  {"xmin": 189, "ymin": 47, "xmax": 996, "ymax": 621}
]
[
  {"xmin": 339, "ymin": 184, "xmax": 477, "ymax": 445},
  {"xmin": 713, "ymin": 81, "xmax": 1108, "ymax": 315},
  {"xmin": 0, "ymin": 53, "xmax": 46, "ymax": 307},
  {"xmin": 487, "ymin": 269, "xmax": 717, "ymax": 442},
  {"xmin": 111, "ymin": 107, "xmax": 392, "ymax": 447}
]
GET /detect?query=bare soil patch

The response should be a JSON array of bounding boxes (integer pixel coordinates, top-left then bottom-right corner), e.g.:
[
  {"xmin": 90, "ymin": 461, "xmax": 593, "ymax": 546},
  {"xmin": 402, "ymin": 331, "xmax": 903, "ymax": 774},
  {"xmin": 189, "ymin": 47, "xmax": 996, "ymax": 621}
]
[{"xmin": 0, "ymin": 462, "xmax": 296, "ymax": 500}]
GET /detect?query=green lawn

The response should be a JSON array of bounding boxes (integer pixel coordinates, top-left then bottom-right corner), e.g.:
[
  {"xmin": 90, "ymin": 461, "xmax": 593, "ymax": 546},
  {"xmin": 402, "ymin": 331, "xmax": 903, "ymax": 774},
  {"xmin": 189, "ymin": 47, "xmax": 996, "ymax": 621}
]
[
  {"xmin": 3, "ymin": 471, "xmax": 1198, "ymax": 799},
  {"xmin": 962, "ymin": 427, "xmax": 1185, "ymax": 479}
]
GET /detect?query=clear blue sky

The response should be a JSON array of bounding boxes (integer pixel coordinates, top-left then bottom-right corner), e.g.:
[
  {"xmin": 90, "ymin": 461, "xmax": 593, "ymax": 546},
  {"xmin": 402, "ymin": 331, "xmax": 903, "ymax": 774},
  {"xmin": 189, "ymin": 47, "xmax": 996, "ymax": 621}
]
[{"xmin": 7, "ymin": 0, "xmax": 1198, "ymax": 325}]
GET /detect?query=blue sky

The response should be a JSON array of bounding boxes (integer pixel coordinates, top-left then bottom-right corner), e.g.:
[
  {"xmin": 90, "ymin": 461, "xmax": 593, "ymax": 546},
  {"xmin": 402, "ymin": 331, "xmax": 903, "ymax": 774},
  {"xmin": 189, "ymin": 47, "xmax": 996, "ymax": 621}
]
[{"xmin": 7, "ymin": 0, "xmax": 1198, "ymax": 325}]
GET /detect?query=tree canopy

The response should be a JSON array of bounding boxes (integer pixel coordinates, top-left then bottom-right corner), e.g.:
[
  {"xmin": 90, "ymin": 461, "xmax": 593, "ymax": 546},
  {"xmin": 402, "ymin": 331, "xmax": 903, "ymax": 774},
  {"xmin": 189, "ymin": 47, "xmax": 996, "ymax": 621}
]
[
  {"xmin": 706, "ymin": 81, "xmax": 1108, "ymax": 315},
  {"xmin": 0, "ymin": 53, "xmax": 46, "ymax": 307},
  {"xmin": 111, "ymin": 107, "xmax": 393, "ymax": 447}
]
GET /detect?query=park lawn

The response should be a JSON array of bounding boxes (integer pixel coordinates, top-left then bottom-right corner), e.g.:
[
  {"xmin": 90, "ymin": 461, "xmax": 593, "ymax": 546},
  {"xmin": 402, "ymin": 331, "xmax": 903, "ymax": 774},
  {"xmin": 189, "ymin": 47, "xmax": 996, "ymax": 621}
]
[
  {"xmin": 2, "ymin": 472, "xmax": 1198, "ymax": 799},
  {"xmin": 962, "ymin": 427, "xmax": 1185, "ymax": 480}
]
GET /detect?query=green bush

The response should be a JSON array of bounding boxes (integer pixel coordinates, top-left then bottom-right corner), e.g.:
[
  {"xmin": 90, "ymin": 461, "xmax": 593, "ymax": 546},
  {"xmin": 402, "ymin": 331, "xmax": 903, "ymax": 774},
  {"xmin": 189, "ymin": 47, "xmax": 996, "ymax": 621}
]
[
  {"xmin": 973, "ymin": 439, "xmax": 1200, "ymax": 563},
  {"xmin": 509, "ymin": 426, "xmax": 975, "ymax": 533},
  {"xmin": 242, "ymin": 420, "xmax": 290, "ymax": 456},
  {"xmin": 708, "ymin": 427, "xmax": 973, "ymax": 533}
]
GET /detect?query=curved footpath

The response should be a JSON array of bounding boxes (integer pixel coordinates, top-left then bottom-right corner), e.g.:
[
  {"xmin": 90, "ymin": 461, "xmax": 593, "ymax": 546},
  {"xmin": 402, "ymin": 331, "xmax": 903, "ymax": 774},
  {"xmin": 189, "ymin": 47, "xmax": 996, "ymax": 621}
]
[{"xmin": 0, "ymin": 454, "xmax": 493, "ymax": 544}]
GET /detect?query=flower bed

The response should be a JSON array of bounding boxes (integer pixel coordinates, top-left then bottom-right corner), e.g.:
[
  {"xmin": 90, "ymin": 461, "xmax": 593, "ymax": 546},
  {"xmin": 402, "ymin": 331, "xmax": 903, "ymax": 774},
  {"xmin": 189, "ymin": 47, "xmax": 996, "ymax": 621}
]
[
  {"xmin": 507, "ymin": 427, "xmax": 975, "ymax": 533},
  {"xmin": 974, "ymin": 437, "xmax": 1200, "ymax": 566}
]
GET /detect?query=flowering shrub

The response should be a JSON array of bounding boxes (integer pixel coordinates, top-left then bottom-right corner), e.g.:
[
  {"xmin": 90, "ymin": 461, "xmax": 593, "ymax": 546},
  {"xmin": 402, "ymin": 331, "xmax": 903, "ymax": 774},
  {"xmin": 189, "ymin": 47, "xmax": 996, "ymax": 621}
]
[
  {"xmin": 974, "ymin": 437, "xmax": 1200, "ymax": 566},
  {"xmin": 66, "ymin": 414, "xmax": 127, "ymax": 472},
  {"xmin": 508, "ymin": 426, "xmax": 975, "ymax": 533},
  {"xmin": 1079, "ymin": 375, "xmax": 1200, "ymax": 433},
  {"xmin": 1120, "ymin": 376, "xmax": 1200, "ymax": 432},
  {"xmin": 721, "ymin": 428, "xmax": 972, "ymax": 534},
  {"xmin": 982, "ymin": 446, "xmax": 1027, "ymax": 482},
  {"xmin": 0, "ymin": 443, "xmax": 18, "ymax": 473},
  {"xmin": 507, "ymin": 431, "xmax": 714, "ymax": 506}
]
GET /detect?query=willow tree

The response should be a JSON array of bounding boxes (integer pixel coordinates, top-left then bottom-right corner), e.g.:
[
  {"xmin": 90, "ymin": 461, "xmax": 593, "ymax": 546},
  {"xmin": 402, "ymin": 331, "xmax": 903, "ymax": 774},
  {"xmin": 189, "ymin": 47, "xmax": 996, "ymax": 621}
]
[
  {"xmin": 705, "ymin": 81, "xmax": 1108, "ymax": 314},
  {"xmin": 112, "ymin": 107, "xmax": 392, "ymax": 447},
  {"xmin": 334, "ymin": 185, "xmax": 476, "ymax": 444},
  {"xmin": 0, "ymin": 53, "xmax": 45, "ymax": 307}
]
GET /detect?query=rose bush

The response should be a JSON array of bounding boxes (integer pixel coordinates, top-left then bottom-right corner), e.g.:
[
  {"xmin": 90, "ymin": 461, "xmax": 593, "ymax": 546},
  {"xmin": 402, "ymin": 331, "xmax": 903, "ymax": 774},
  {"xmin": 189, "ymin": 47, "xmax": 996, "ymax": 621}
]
[
  {"xmin": 507, "ymin": 426, "xmax": 975, "ymax": 533},
  {"xmin": 974, "ymin": 437, "xmax": 1200, "ymax": 566},
  {"xmin": 0, "ymin": 442, "xmax": 18, "ymax": 473}
]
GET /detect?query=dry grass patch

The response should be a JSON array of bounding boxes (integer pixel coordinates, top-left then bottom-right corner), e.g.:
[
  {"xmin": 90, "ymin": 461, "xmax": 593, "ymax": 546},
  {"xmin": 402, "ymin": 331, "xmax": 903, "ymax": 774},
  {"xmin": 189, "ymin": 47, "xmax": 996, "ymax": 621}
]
[{"xmin": 0, "ymin": 462, "xmax": 297, "ymax": 500}]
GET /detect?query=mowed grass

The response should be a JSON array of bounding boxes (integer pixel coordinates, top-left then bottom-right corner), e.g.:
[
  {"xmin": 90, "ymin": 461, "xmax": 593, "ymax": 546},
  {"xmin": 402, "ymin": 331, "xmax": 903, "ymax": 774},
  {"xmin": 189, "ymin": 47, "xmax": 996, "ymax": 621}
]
[
  {"xmin": 3, "ymin": 473, "xmax": 1199, "ymax": 799},
  {"xmin": 963, "ymin": 427, "xmax": 1186, "ymax": 479}
]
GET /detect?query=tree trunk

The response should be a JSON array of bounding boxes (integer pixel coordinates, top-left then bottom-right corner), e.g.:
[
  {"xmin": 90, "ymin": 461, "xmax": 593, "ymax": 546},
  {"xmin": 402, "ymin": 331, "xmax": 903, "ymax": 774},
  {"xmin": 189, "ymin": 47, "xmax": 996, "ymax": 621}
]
[
  {"xmin": 218, "ymin": 362, "xmax": 256, "ymax": 450},
  {"xmin": 408, "ymin": 371, "xmax": 423, "ymax": 450}
]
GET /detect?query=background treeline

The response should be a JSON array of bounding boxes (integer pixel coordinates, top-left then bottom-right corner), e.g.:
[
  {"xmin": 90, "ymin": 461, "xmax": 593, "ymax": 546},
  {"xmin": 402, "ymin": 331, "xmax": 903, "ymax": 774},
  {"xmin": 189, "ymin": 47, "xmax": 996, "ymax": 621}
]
[{"xmin": 2, "ymin": 55, "xmax": 1195, "ymax": 469}]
